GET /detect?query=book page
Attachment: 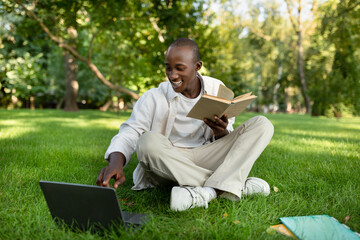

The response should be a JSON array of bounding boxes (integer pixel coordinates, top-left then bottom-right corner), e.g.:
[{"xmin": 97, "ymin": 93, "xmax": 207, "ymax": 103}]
[
  {"xmin": 217, "ymin": 84, "xmax": 234, "ymax": 101},
  {"xmin": 270, "ymin": 224, "xmax": 296, "ymax": 238},
  {"xmin": 223, "ymin": 97, "xmax": 257, "ymax": 118},
  {"xmin": 201, "ymin": 94, "xmax": 232, "ymax": 103},
  {"xmin": 233, "ymin": 92, "xmax": 254, "ymax": 102},
  {"xmin": 187, "ymin": 95, "xmax": 231, "ymax": 120}
]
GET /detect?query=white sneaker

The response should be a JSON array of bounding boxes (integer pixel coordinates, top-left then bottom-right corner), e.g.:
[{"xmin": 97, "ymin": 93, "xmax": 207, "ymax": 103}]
[
  {"xmin": 242, "ymin": 177, "xmax": 270, "ymax": 196},
  {"xmin": 170, "ymin": 186, "xmax": 216, "ymax": 211}
]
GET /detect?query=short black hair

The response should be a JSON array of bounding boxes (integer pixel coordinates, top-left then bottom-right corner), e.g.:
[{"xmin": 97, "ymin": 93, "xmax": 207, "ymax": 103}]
[{"xmin": 168, "ymin": 38, "xmax": 200, "ymax": 63}]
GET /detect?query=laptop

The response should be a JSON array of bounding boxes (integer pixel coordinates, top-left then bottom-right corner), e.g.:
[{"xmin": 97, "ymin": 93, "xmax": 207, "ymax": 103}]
[{"xmin": 39, "ymin": 180, "xmax": 151, "ymax": 232}]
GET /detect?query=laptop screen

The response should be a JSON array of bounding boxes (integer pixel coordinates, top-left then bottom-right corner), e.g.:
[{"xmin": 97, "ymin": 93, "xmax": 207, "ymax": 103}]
[{"xmin": 39, "ymin": 181, "xmax": 124, "ymax": 231}]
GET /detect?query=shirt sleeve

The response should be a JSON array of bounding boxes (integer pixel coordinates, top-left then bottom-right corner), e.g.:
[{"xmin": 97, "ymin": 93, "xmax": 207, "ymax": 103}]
[{"xmin": 104, "ymin": 91, "xmax": 156, "ymax": 167}]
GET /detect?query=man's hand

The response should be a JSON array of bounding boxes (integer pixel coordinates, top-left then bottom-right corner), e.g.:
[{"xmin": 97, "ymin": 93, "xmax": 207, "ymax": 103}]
[
  {"xmin": 204, "ymin": 114, "xmax": 229, "ymax": 140},
  {"xmin": 96, "ymin": 152, "xmax": 126, "ymax": 189}
]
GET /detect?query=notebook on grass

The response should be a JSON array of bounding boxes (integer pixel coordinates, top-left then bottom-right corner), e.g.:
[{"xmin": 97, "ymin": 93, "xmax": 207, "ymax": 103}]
[
  {"xmin": 39, "ymin": 180, "xmax": 151, "ymax": 232},
  {"xmin": 280, "ymin": 215, "xmax": 360, "ymax": 240}
]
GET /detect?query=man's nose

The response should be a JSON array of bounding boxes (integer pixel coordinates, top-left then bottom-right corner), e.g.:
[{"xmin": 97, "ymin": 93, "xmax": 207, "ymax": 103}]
[{"xmin": 169, "ymin": 71, "xmax": 179, "ymax": 80}]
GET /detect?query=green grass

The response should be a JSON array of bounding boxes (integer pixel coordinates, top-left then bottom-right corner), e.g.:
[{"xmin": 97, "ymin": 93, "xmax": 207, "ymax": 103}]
[{"xmin": 0, "ymin": 109, "xmax": 359, "ymax": 239}]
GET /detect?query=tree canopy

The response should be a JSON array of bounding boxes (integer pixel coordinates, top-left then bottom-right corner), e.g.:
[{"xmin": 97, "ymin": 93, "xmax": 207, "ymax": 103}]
[{"xmin": 1, "ymin": 0, "xmax": 359, "ymax": 116}]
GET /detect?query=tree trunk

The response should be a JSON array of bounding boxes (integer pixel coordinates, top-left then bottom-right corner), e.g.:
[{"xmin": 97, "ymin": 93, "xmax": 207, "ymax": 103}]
[
  {"xmin": 56, "ymin": 97, "xmax": 64, "ymax": 109},
  {"xmin": 285, "ymin": 0, "xmax": 312, "ymax": 114},
  {"xmin": 63, "ymin": 51, "xmax": 79, "ymax": 111},
  {"xmin": 297, "ymin": 29, "xmax": 311, "ymax": 114},
  {"xmin": 296, "ymin": 2, "xmax": 311, "ymax": 114},
  {"xmin": 63, "ymin": 25, "xmax": 79, "ymax": 112},
  {"xmin": 100, "ymin": 99, "xmax": 113, "ymax": 111},
  {"xmin": 272, "ymin": 65, "xmax": 282, "ymax": 113},
  {"xmin": 30, "ymin": 96, "xmax": 35, "ymax": 110},
  {"xmin": 284, "ymin": 87, "xmax": 291, "ymax": 113}
]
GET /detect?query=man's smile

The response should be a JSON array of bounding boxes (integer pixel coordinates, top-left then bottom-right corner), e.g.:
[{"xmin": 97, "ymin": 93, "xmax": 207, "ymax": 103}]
[{"xmin": 170, "ymin": 79, "xmax": 183, "ymax": 89}]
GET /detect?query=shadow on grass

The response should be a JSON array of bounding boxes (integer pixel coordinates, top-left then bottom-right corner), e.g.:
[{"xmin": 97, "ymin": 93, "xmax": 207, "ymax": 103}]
[{"xmin": 1, "ymin": 110, "xmax": 360, "ymax": 238}]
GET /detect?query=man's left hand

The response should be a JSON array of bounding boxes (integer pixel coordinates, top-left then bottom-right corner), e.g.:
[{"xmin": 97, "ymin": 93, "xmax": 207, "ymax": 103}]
[{"xmin": 204, "ymin": 114, "xmax": 229, "ymax": 140}]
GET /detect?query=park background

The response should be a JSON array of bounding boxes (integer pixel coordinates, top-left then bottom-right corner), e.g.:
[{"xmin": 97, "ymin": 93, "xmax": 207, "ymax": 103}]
[
  {"xmin": 1, "ymin": 0, "xmax": 360, "ymax": 239},
  {"xmin": 1, "ymin": 0, "xmax": 359, "ymax": 116}
]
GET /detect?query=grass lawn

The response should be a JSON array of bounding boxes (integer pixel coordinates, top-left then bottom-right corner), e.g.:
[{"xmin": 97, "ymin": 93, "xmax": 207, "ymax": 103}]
[{"xmin": 0, "ymin": 109, "xmax": 359, "ymax": 239}]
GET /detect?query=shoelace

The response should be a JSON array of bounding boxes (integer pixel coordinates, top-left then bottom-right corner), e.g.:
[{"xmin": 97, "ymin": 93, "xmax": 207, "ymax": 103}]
[{"xmin": 185, "ymin": 187, "xmax": 209, "ymax": 209}]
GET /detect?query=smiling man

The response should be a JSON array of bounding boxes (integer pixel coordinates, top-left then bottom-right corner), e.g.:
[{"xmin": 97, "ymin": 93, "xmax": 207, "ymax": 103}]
[{"xmin": 97, "ymin": 38, "xmax": 274, "ymax": 211}]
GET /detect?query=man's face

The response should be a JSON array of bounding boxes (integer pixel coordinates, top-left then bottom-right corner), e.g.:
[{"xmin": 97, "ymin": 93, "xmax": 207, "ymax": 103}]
[{"xmin": 165, "ymin": 46, "xmax": 202, "ymax": 98}]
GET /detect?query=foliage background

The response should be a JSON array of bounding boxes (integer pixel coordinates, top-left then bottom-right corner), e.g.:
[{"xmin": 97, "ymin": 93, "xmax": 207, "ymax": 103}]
[
  {"xmin": 1, "ymin": 0, "xmax": 359, "ymax": 116},
  {"xmin": 1, "ymin": 1, "xmax": 360, "ymax": 238}
]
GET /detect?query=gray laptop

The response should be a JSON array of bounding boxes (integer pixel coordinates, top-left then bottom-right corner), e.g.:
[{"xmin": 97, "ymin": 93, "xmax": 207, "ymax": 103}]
[{"xmin": 39, "ymin": 180, "xmax": 151, "ymax": 231}]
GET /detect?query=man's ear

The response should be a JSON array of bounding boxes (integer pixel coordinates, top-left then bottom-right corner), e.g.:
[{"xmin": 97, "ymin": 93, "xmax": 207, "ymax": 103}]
[{"xmin": 195, "ymin": 61, "xmax": 203, "ymax": 71}]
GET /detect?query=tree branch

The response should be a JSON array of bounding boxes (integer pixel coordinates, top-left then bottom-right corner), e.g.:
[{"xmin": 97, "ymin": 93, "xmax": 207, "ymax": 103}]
[
  {"xmin": 324, "ymin": 0, "xmax": 360, "ymax": 21},
  {"xmin": 88, "ymin": 32, "xmax": 97, "ymax": 61},
  {"xmin": 14, "ymin": 0, "xmax": 139, "ymax": 100},
  {"xmin": 88, "ymin": 27, "xmax": 102, "ymax": 61},
  {"xmin": 239, "ymin": 22, "xmax": 272, "ymax": 41},
  {"xmin": 337, "ymin": 1, "xmax": 360, "ymax": 17},
  {"xmin": 149, "ymin": 16, "xmax": 165, "ymax": 43},
  {"xmin": 87, "ymin": 16, "xmax": 147, "ymax": 61},
  {"xmin": 284, "ymin": 0, "xmax": 299, "ymax": 33},
  {"xmin": 248, "ymin": 26, "xmax": 272, "ymax": 41},
  {"xmin": 320, "ymin": 1, "xmax": 360, "ymax": 33}
]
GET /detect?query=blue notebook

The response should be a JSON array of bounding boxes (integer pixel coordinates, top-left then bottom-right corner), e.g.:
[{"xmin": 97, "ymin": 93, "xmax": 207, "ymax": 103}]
[{"xmin": 280, "ymin": 215, "xmax": 360, "ymax": 240}]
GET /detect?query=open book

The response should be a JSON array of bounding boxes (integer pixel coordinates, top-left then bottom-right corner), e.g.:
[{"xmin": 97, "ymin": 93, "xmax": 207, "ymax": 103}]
[{"xmin": 187, "ymin": 84, "xmax": 257, "ymax": 120}]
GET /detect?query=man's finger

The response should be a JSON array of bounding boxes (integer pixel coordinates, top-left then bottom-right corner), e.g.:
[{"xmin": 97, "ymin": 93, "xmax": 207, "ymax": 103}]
[
  {"xmin": 214, "ymin": 115, "xmax": 226, "ymax": 127},
  {"xmin": 96, "ymin": 168, "xmax": 105, "ymax": 186},
  {"xmin": 114, "ymin": 175, "xmax": 125, "ymax": 189},
  {"xmin": 204, "ymin": 118, "xmax": 224, "ymax": 132},
  {"xmin": 220, "ymin": 114, "xmax": 229, "ymax": 124},
  {"xmin": 204, "ymin": 118, "xmax": 216, "ymax": 128},
  {"xmin": 101, "ymin": 169, "xmax": 115, "ymax": 187}
]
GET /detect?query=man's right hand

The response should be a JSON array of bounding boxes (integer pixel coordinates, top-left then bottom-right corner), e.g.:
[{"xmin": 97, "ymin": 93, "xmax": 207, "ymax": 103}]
[{"xmin": 96, "ymin": 152, "xmax": 126, "ymax": 189}]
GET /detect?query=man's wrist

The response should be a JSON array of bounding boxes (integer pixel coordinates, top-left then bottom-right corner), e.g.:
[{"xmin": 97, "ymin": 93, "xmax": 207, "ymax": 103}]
[
  {"xmin": 109, "ymin": 152, "xmax": 126, "ymax": 168},
  {"xmin": 215, "ymin": 129, "xmax": 229, "ymax": 140}
]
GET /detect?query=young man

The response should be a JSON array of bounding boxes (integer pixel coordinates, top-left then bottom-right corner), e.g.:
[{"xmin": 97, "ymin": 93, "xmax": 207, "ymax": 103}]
[{"xmin": 96, "ymin": 38, "xmax": 274, "ymax": 211}]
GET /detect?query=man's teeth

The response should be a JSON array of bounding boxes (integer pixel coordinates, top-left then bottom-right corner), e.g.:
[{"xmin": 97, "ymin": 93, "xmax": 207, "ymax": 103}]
[{"xmin": 172, "ymin": 81, "xmax": 182, "ymax": 87}]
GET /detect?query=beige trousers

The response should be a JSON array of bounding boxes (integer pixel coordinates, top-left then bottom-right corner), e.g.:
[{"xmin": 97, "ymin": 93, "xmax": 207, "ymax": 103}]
[{"xmin": 136, "ymin": 116, "xmax": 274, "ymax": 199}]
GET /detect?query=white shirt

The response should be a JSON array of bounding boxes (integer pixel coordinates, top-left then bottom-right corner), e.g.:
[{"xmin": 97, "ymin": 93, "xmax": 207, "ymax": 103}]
[
  {"xmin": 169, "ymin": 89, "xmax": 207, "ymax": 147},
  {"xmin": 104, "ymin": 73, "xmax": 235, "ymax": 189}
]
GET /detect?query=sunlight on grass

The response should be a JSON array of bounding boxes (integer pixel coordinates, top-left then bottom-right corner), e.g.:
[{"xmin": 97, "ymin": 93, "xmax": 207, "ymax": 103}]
[
  {"xmin": 1, "ymin": 110, "xmax": 359, "ymax": 239},
  {"xmin": 278, "ymin": 128, "xmax": 359, "ymax": 140},
  {"xmin": 272, "ymin": 136, "xmax": 359, "ymax": 156},
  {"xmin": 0, "ymin": 120, "xmax": 37, "ymax": 140},
  {"xmin": 55, "ymin": 118, "xmax": 125, "ymax": 130}
]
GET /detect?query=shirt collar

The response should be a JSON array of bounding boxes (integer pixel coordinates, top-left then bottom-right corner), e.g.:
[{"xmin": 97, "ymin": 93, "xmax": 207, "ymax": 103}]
[{"xmin": 166, "ymin": 72, "xmax": 206, "ymax": 102}]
